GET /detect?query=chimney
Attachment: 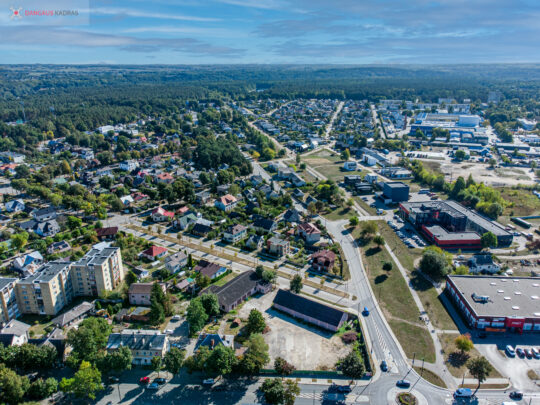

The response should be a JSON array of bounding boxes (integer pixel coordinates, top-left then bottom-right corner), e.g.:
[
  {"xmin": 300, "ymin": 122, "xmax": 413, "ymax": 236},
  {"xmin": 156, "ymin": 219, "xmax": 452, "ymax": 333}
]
[{"xmin": 210, "ymin": 339, "xmax": 215, "ymax": 349}]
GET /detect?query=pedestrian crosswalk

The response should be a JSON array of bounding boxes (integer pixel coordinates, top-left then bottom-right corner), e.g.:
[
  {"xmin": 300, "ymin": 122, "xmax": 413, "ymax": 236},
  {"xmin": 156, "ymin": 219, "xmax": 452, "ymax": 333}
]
[{"xmin": 297, "ymin": 392, "xmax": 324, "ymax": 400}]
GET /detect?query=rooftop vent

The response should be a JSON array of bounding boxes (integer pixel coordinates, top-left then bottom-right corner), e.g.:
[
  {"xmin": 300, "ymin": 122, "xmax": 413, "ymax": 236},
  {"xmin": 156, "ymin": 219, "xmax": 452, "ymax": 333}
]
[
  {"xmin": 472, "ymin": 293, "xmax": 489, "ymax": 303},
  {"xmin": 512, "ymin": 306, "xmax": 520, "ymax": 310},
  {"xmin": 514, "ymin": 291, "xmax": 522, "ymax": 295},
  {"xmin": 531, "ymin": 295, "xmax": 539, "ymax": 300},
  {"xmin": 497, "ymin": 290, "xmax": 504, "ymax": 293},
  {"xmin": 504, "ymin": 297, "xmax": 511, "ymax": 300},
  {"xmin": 490, "ymin": 282, "xmax": 496, "ymax": 286},
  {"xmin": 513, "ymin": 279, "xmax": 519, "ymax": 283}
]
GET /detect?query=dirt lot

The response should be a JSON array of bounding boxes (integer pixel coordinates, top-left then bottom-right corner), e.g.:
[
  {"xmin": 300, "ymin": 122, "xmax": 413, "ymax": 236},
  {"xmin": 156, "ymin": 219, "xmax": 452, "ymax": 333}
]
[
  {"xmin": 238, "ymin": 290, "xmax": 349, "ymax": 370},
  {"xmin": 434, "ymin": 160, "xmax": 535, "ymax": 186}
]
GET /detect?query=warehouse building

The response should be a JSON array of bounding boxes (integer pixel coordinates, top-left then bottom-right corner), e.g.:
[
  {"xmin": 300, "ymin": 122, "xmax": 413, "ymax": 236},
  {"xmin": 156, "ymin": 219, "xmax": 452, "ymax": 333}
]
[
  {"xmin": 446, "ymin": 275, "xmax": 540, "ymax": 333},
  {"xmin": 399, "ymin": 200, "xmax": 512, "ymax": 249}
]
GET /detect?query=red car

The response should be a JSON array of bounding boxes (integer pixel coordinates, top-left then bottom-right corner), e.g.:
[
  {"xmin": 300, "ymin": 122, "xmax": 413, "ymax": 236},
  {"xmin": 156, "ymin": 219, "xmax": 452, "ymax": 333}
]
[{"xmin": 139, "ymin": 376, "xmax": 150, "ymax": 385}]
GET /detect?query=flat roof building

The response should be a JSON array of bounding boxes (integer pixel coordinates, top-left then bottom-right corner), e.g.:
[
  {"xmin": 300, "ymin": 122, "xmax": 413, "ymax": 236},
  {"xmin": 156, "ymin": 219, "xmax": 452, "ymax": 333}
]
[
  {"xmin": 446, "ymin": 275, "xmax": 540, "ymax": 333},
  {"xmin": 399, "ymin": 200, "xmax": 512, "ymax": 249}
]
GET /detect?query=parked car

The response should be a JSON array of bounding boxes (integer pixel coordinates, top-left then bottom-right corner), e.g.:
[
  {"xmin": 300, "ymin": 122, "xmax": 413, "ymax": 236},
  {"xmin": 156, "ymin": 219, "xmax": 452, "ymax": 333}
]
[
  {"xmin": 362, "ymin": 307, "xmax": 370, "ymax": 316},
  {"xmin": 505, "ymin": 345, "xmax": 516, "ymax": 357},
  {"xmin": 396, "ymin": 380, "xmax": 411, "ymax": 388},
  {"xmin": 154, "ymin": 378, "xmax": 167, "ymax": 385},
  {"xmin": 532, "ymin": 347, "xmax": 540, "ymax": 359},
  {"xmin": 147, "ymin": 383, "xmax": 159, "ymax": 390},
  {"xmin": 172, "ymin": 315, "xmax": 181, "ymax": 320},
  {"xmin": 165, "ymin": 329, "xmax": 174, "ymax": 334},
  {"xmin": 380, "ymin": 361, "xmax": 388, "ymax": 372},
  {"xmin": 525, "ymin": 349, "xmax": 533, "ymax": 359},
  {"xmin": 453, "ymin": 388, "xmax": 474, "ymax": 399},
  {"xmin": 203, "ymin": 378, "xmax": 215, "ymax": 386},
  {"xmin": 108, "ymin": 376, "xmax": 119, "ymax": 383},
  {"xmin": 509, "ymin": 391, "xmax": 523, "ymax": 400},
  {"xmin": 140, "ymin": 376, "xmax": 150, "ymax": 385},
  {"xmin": 336, "ymin": 385, "xmax": 352, "ymax": 393},
  {"xmin": 516, "ymin": 348, "xmax": 525, "ymax": 358}
]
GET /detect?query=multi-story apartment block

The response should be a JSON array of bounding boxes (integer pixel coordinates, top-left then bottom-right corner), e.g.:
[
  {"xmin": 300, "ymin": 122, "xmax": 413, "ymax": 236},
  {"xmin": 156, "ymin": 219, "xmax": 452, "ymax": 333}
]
[
  {"xmin": 0, "ymin": 278, "xmax": 20, "ymax": 322},
  {"xmin": 71, "ymin": 245, "xmax": 124, "ymax": 297},
  {"xmin": 15, "ymin": 262, "xmax": 73, "ymax": 316},
  {"xmin": 12, "ymin": 243, "xmax": 124, "ymax": 316}
]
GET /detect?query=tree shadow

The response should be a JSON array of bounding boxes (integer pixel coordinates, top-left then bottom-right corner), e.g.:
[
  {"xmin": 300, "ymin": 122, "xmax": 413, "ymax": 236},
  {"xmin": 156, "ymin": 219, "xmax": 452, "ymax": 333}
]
[
  {"xmin": 374, "ymin": 274, "xmax": 388, "ymax": 284},
  {"xmin": 365, "ymin": 247, "xmax": 381, "ymax": 257},
  {"xmin": 447, "ymin": 351, "xmax": 470, "ymax": 368},
  {"xmin": 409, "ymin": 271, "xmax": 432, "ymax": 292}
]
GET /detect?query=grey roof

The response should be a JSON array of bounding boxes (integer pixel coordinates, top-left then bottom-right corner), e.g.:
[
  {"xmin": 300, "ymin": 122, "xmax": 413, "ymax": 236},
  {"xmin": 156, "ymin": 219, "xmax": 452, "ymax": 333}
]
[
  {"xmin": 73, "ymin": 246, "xmax": 119, "ymax": 267},
  {"xmin": 106, "ymin": 329, "xmax": 168, "ymax": 351},
  {"xmin": 0, "ymin": 277, "xmax": 17, "ymax": 290},
  {"xmin": 51, "ymin": 301, "xmax": 93, "ymax": 327},
  {"xmin": 448, "ymin": 275, "xmax": 540, "ymax": 319},
  {"xmin": 0, "ymin": 320, "xmax": 30, "ymax": 337},
  {"xmin": 204, "ymin": 270, "xmax": 262, "ymax": 309},
  {"xmin": 19, "ymin": 261, "xmax": 71, "ymax": 284},
  {"xmin": 425, "ymin": 225, "xmax": 479, "ymax": 241}
]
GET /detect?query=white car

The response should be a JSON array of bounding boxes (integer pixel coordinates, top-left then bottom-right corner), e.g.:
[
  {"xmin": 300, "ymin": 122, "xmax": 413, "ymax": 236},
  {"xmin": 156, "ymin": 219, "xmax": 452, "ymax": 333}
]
[
  {"xmin": 165, "ymin": 329, "xmax": 174, "ymax": 335},
  {"xmin": 203, "ymin": 378, "xmax": 215, "ymax": 385},
  {"xmin": 172, "ymin": 315, "xmax": 181, "ymax": 320}
]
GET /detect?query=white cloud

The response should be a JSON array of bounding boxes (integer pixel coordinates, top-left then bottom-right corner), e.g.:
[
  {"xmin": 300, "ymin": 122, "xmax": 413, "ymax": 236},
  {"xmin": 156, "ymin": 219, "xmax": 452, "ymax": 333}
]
[{"xmin": 91, "ymin": 7, "xmax": 221, "ymax": 22}]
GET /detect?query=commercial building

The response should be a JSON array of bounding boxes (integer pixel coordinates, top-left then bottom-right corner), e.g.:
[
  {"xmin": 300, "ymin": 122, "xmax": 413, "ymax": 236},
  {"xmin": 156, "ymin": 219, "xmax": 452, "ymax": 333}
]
[
  {"xmin": 380, "ymin": 182, "xmax": 409, "ymax": 203},
  {"xmin": 399, "ymin": 200, "xmax": 512, "ymax": 249},
  {"xmin": 106, "ymin": 329, "xmax": 169, "ymax": 365},
  {"xmin": 446, "ymin": 275, "xmax": 540, "ymax": 333},
  {"xmin": 410, "ymin": 113, "xmax": 482, "ymax": 137}
]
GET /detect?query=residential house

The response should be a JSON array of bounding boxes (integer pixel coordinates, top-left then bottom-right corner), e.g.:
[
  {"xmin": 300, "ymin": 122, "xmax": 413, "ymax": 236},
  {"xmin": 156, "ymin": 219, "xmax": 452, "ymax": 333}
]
[
  {"xmin": 273, "ymin": 289, "xmax": 348, "ymax": 332},
  {"xmin": 467, "ymin": 254, "xmax": 500, "ymax": 274},
  {"xmin": 215, "ymin": 194, "xmax": 238, "ymax": 212},
  {"xmin": 119, "ymin": 160, "xmax": 139, "ymax": 172},
  {"xmin": 96, "ymin": 227, "xmax": 119, "ymax": 241},
  {"xmin": 173, "ymin": 213, "xmax": 197, "ymax": 230},
  {"xmin": 311, "ymin": 250, "xmax": 336, "ymax": 272},
  {"xmin": 173, "ymin": 278, "xmax": 194, "ymax": 292},
  {"xmin": 47, "ymin": 240, "xmax": 71, "ymax": 255},
  {"xmin": 296, "ymin": 223, "xmax": 321, "ymax": 244},
  {"xmin": 202, "ymin": 270, "xmax": 272, "ymax": 312},
  {"xmin": 35, "ymin": 220, "xmax": 60, "ymax": 237},
  {"xmin": 267, "ymin": 236, "xmax": 290, "ymax": 257},
  {"xmin": 141, "ymin": 246, "xmax": 168, "ymax": 261},
  {"xmin": 155, "ymin": 172, "xmax": 174, "ymax": 184},
  {"xmin": 13, "ymin": 251, "xmax": 44, "ymax": 276},
  {"xmin": 191, "ymin": 222, "xmax": 212, "ymax": 237},
  {"xmin": 290, "ymin": 172, "xmax": 306, "ymax": 187},
  {"xmin": 164, "ymin": 252, "xmax": 188, "ymax": 273},
  {"xmin": 128, "ymin": 283, "xmax": 166, "ymax": 306},
  {"xmin": 195, "ymin": 190, "xmax": 211, "ymax": 205},
  {"xmin": 151, "ymin": 207, "xmax": 175, "ymax": 222},
  {"xmin": 194, "ymin": 260, "xmax": 227, "ymax": 280},
  {"xmin": 0, "ymin": 320, "xmax": 30, "ymax": 346},
  {"xmin": 51, "ymin": 301, "xmax": 93, "ymax": 328},
  {"xmin": 282, "ymin": 209, "xmax": 302, "ymax": 224},
  {"xmin": 194, "ymin": 333, "xmax": 233, "ymax": 352},
  {"xmin": 5, "ymin": 199, "xmax": 25, "ymax": 213},
  {"xmin": 120, "ymin": 195, "xmax": 134, "ymax": 206},
  {"xmin": 246, "ymin": 234, "xmax": 264, "ymax": 250},
  {"xmin": 106, "ymin": 329, "xmax": 169, "ymax": 365},
  {"xmin": 32, "ymin": 207, "xmax": 57, "ymax": 222},
  {"xmin": 223, "ymin": 224, "xmax": 248, "ymax": 243},
  {"xmin": 253, "ymin": 217, "xmax": 277, "ymax": 234}
]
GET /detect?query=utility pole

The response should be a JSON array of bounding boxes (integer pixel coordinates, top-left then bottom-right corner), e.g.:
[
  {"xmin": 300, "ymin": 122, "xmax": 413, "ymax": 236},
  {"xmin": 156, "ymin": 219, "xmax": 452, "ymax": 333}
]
[
  {"xmin": 412, "ymin": 352, "xmax": 416, "ymax": 367},
  {"xmin": 420, "ymin": 358, "xmax": 424, "ymax": 377}
]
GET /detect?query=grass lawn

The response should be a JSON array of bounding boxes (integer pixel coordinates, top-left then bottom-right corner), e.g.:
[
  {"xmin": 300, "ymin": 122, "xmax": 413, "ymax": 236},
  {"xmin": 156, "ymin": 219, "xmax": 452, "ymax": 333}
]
[
  {"xmin": 409, "ymin": 271, "xmax": 458, "ymax": 331},
  {"xmin": 19, "ymin": 314, "xmax": 53, "ymax": 338},
  {"xmin": 439, "ymin": 333, "xmax": 502, "ymax": 379},
  {"xmin": 389, "ymin": 319, "xmax": 436, "ymax": 363},
  {"xmin": 413, "ymin": 366, "xmax": 446, "ymax": 388},
  {"xmin": 500, "ymin": 187, "xmax": 540, "ymax": 217},
  {"xmin": 324, "ymin": 206, "xmax": 354, "ymax": 221},
  {"xmin": 211, "ymin": 270, "xmax": 237, "ymax": 287}
]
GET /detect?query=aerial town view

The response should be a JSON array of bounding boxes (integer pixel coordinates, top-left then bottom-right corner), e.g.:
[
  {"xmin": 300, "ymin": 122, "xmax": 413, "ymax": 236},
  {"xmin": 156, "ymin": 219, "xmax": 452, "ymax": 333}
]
[{"xmin": 0, "ymin": 1, "xmax": 539, "ymax": 404}]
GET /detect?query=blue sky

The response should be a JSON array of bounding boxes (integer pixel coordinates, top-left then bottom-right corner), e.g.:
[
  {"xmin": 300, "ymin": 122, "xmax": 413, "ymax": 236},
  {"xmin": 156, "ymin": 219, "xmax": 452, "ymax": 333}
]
[{"xmin": 1, "ymin": 0, "xmax": 539, "ymax": 64}]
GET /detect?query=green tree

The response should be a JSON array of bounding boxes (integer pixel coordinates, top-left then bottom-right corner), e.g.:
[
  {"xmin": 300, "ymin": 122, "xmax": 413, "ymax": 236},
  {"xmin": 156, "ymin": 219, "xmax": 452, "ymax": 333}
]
[
  {"xmin": 349, "ymin": 216, "xmax": 359, "ymax": 228},
  {"xmin": 67, "ymin": 215, "xmax": 82, "ymax": 230},
  {"xmin": 151, "ymin": 356, "xmax": 163, "ymax": 377},
  {"xmin": 207, "ymin": 344, "xmax": 236, "ymax": 376},
  {"xmin": 283, "ymin": 379, "xmax": 300, "ymax": 405},
  {"xmin": 246, "ymin": 309, "xmax": 266, "ymax": 335},
  {"xmin": 454, "ymin": 150, "xmax": 467, "ymax": 161},
  {"xmin": 149, "ymin": 296, "xmax": 165, "ymax": 326},
  {"xmin": 196, "ymin": 273, "xmax": 211, "ymax": 289},
  {"xmin": 0, "ymin": 364, "xmax": 29, "ymax": 404},
  {"xmin": 290, "ymin": 274, "xmax": 303, "ymax": 294},
  {"xmin": 337, "ymin": 350, "xmax": 365, "ymax": 379},
  {"xmin": 125, "ymin": 270, "xmax": 138, "ymax": 286},
  {"xmin": 67, "ymin": 317, "xmax": 112, "ymax": 366},
  {"xmin": 419, "ymin": 249, "xmax": 449, "ymax": 279},
  {"xmin": 240, "ymin": 334, "xmax": 269, "ymax": 375},
  {"xmin": 163, "ymin": 347, "xmax": 185, "ymax": 376},
  {"xmin": 186, "ymin": 297, "xmax": 208, "ymax": 335},
  {"xmin": 255, "ymin": 265, "xmax": 265, "ymax": 278},
  {"xmin": 488, "ymin": 158, "xmax": 497, "ymax": 168},
  {"xmin": 10, "ymin": 232, "xmax": 29, "ymax": 251},
  {"xmin": 260, "ymin": 378, "xmax": 284, "ymax": 404},
  {"xmin": 382, "ymin": 262, "xmax": 393, "ymax": 271},
  {"xmin": 27, "ymin": 377, "xmax": 58, "ymax": 400},
  {"xmin": 454, "ymin": 334, "xmax": 474, "ymax": 356},
  {"xmin": 361, "ymin": 221, "xmax": 378, "ymax": 238},
  {"xmin": 481, "ymin": 232, "xmax": 498, "ymax": 248},
  {"xmin": 274, "ymin": 357, "xmax": 296, "ymax": 376},
  {"xmin": 261, "ymin": 269, "xmax": 277, "ymax": 284},
  {"xmin": 60, "ymin": 360, "xmax": 102, "ymax": 400},
  {"xmin": 467, "ymin": 356, "xmax": 493, "ymax": 393},
  {"xmin": 373, "ymin": 234, "xmax": 385, "ymax": 249},
  {"xmin": 454, "ymin": 265, "xmax": 469, "ymax": 275},
  {"xmin": 103, "ymin": 346, "xmax": 132, "ymax": 374},
  {"xmin": 340, "ymin": 149, "xmax": 351, "ymax": 161},
  {"xmin": 200, "ymin": 293, "xmax": 220, "ymax": 317},
  {"xmin": 451, "ymin": 176, "xmax": 466, "ymax": 199}
]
